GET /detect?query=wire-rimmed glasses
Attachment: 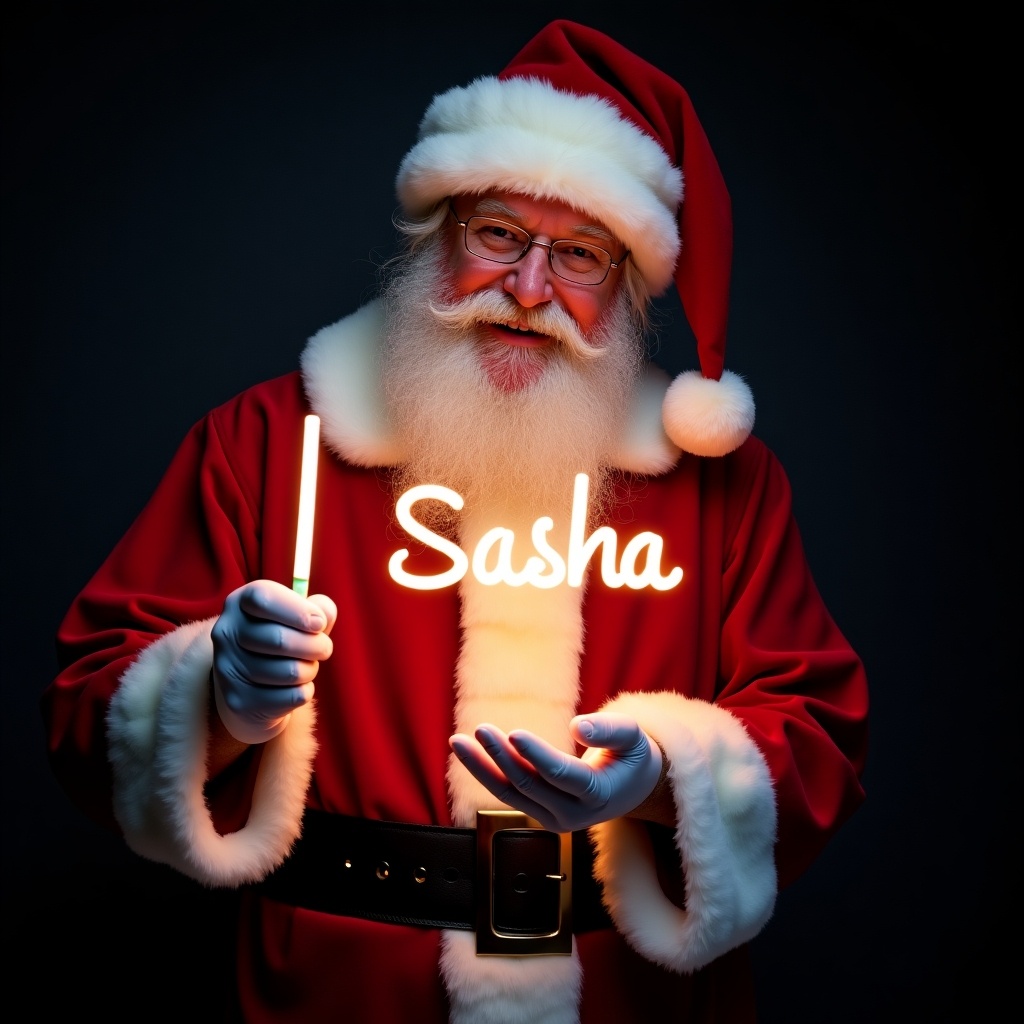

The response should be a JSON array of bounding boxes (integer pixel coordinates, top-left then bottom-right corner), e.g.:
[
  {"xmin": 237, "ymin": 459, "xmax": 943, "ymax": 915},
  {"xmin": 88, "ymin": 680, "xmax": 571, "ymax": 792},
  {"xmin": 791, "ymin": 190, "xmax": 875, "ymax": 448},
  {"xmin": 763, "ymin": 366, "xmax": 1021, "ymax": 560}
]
[{"xmin": 449, "ymin": 204, "xmax": 629, "ymax": 285}]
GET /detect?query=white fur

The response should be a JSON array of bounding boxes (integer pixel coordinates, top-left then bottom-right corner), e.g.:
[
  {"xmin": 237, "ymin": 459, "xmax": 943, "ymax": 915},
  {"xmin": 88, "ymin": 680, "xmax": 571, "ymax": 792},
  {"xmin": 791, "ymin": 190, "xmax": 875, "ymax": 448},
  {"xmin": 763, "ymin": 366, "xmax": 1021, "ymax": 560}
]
[
  {"xmin": 441, "ymin": 930, "xmax": 582, "ymax": 1024},
  {"xmin": 590, "ymin": 690, "xmax": 777, "ymax": 972},
  {"xmin": 662, "ymin": 369, "xmax": 755, "ymax": 457},
  {"xmin": 396, "ymin": 76, "xmax": 683, "ymax": 295},
  {"xmin": 441, "ymin": 507, "xmax": 587, "ymax": 1022},
  {"xmin": 446, "ymin": 509, "xmax": 587, "ymax": 826},
  {"xmin": 106, "ymin": 618, "xmax": 317, "ymax": 886},
  {"xmin": 302, "ymin": 304, "xmax": 680, "ymax": 476},
  {"xmin": 609, "ymin": 362, "xmax": 682, "ymax": 473},
  {"xmin": 300, "ymin": 300, "xmax": 406, "ymax": 467}
]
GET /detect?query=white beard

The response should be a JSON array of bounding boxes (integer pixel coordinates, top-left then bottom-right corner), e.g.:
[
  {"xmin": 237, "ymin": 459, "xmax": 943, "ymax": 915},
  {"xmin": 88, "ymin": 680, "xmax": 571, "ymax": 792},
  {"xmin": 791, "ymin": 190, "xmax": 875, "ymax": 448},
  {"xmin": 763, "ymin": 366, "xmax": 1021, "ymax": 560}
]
[{"xmin": 379, "ymin": 238, "xmax": 645, "ymax": 526}]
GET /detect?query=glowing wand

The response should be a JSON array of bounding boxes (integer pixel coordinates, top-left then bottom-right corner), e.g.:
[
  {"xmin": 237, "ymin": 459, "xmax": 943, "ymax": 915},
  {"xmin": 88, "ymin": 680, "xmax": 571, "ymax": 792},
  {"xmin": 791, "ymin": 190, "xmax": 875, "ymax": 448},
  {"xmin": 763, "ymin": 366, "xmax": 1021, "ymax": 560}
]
[{"xmin": 292, "ymin": 414, "xmax": 321, "ymax": 597}]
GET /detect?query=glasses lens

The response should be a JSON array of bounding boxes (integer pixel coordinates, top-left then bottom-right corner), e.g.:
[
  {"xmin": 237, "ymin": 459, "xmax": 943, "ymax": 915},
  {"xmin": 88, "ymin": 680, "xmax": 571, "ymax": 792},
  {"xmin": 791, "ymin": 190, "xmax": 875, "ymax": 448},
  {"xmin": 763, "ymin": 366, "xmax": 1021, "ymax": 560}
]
[
  {"xmin": 465, "ymin": 217, "xmax": 528, "ymax": 264},
  {"xmin": 462, "ymin": 215, "xmax": 612, "ymax": 284},
  {"xmin": 550, "ymin": 241, "xmax": 611, "ymax": 284}
]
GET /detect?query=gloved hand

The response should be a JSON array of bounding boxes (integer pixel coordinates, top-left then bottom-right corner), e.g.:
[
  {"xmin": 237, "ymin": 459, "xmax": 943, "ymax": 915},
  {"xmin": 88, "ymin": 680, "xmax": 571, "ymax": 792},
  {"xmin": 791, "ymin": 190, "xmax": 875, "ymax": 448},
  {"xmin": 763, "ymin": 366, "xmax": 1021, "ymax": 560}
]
[
  {"xmin": 449, "ymin": 712, "xmax": 663, "ymax": 832},
  {"xmin": 211, "ymin": 579, "xmax": 337, "ymax": 745}
]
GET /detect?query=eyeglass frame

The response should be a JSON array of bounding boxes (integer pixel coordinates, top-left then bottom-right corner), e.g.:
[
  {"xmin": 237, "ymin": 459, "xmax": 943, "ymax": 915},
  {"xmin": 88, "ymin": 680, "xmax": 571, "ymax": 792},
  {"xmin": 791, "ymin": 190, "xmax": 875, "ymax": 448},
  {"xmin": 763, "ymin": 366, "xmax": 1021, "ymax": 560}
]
[{"xmin": 448, "ymin": 203, "xmax": 630, "ymax": 286}]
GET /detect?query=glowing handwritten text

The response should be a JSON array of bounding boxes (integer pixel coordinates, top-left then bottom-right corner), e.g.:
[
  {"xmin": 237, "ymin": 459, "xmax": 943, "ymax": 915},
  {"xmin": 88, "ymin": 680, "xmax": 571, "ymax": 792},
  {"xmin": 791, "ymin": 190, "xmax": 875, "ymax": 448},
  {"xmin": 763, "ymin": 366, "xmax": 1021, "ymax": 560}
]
[{"xmin": 388, "ymin": 472, "xmax": 684, "ymax": 592}]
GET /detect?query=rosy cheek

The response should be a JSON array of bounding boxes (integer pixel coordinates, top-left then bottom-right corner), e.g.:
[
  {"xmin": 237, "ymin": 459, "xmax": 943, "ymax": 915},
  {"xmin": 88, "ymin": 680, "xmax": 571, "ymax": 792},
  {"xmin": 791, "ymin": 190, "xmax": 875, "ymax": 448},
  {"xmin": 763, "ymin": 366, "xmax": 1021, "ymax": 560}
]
[
  {"xmin": 445, "ymin": 237, "xmax": 478, "ymax": 294},
  {"xmin": 563, "ymin": 299, "xmax": 601, "ymax": 336},
  {"xmin": 575, "ymin": 284, "xmax": 620, "ymax": 335},
  {"xmin": 451, "ymin": 262, "xmax": 506, "ymax": 299}
]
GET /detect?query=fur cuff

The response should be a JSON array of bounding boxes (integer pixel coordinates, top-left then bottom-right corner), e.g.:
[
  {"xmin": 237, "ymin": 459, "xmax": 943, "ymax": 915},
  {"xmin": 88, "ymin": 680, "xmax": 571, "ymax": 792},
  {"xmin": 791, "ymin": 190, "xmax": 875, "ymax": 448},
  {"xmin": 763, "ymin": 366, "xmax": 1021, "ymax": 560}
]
[
  {"xmin": 590, "ymin": 691, "xmax": 777, "ymax": 972},
  {"xmin": 106, "ymin": 618, "xmax": 317, "ymax": 886}
]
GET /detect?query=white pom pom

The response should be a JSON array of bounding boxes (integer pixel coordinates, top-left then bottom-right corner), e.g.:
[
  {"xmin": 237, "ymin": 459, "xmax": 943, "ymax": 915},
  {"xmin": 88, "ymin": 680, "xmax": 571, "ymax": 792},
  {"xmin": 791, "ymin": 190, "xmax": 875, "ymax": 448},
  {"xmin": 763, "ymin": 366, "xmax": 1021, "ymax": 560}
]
[{"xmin": 662, "ymin": 369, "xmax": 755, "ymax": 457}]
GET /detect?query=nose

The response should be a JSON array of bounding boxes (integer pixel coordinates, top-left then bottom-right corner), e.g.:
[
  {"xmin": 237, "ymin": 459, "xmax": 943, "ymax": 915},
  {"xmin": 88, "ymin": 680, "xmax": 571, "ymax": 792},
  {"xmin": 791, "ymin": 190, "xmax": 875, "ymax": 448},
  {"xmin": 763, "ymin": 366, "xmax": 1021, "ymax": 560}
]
[{"xmin": 503, "ymin": 241, "xmax": 555, "ymax": 307}]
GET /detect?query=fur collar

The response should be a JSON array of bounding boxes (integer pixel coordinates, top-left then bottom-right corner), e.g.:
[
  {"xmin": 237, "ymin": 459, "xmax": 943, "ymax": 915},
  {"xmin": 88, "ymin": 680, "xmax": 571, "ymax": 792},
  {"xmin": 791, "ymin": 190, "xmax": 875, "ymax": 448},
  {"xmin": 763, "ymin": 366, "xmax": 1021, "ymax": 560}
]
[{"xmin": 299, "ymin": 299, "xmax": 681, "ymax": 475}]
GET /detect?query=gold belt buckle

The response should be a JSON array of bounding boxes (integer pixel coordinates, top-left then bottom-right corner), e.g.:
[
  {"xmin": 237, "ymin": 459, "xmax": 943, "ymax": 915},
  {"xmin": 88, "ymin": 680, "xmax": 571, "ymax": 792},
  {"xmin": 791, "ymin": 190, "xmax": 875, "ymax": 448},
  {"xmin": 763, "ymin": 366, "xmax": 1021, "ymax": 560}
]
[{"xmin": 475, "ymin": 810, "xmax": 572, "ymax": 956}]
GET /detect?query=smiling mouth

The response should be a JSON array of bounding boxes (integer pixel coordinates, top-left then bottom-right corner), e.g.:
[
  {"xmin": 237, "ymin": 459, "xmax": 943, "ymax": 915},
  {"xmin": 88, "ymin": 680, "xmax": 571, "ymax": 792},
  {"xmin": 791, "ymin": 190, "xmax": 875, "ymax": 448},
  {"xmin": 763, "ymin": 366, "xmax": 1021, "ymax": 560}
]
[{"xmin": 484, "ymin": 321, "xmax": 551, "ymax": 347}]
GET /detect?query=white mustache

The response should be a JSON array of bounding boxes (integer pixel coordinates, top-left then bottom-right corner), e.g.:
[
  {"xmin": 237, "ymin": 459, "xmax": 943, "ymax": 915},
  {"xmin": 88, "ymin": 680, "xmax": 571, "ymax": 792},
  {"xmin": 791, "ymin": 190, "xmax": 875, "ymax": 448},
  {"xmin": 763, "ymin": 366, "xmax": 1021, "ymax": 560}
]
[{"xmin": 426, "ymin": 292, "xmax": 604, "ymax": 361}]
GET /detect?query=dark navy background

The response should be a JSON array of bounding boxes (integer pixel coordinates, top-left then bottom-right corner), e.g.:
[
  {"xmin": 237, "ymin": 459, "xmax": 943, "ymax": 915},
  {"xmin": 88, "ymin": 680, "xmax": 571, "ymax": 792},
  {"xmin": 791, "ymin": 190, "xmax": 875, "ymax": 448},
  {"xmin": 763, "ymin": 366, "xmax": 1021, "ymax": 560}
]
[{"xmin": 3, "ymin": 3, "xmax": 1017, "ymax": 1020}]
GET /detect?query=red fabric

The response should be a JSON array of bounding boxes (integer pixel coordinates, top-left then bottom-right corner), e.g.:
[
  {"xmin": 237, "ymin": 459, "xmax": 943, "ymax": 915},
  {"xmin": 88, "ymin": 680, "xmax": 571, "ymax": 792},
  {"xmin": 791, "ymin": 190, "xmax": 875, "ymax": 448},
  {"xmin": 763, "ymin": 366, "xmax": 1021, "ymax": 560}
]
[
  {"xmin": 42, "ymin": 370, "xmax": 867, "ymax": 1022},
  {"xmin": 500, "ymin": 20, "xmax": 732, "ymax": 380}
]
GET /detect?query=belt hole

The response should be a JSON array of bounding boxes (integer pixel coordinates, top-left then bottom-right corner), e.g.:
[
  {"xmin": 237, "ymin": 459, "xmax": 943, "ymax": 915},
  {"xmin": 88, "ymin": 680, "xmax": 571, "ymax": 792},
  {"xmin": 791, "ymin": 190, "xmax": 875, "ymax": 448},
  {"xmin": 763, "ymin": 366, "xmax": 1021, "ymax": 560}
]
[
  {"xmin": 376, "ymin": 861, "xmax": 390, "ymax": 880},
  {"xmin": 442, "ymin": 867, "xmax": 459, "ymax": 883},
  {"xmin": 414, "ymin": 867, "xmax": 427, "ymax": 884}
]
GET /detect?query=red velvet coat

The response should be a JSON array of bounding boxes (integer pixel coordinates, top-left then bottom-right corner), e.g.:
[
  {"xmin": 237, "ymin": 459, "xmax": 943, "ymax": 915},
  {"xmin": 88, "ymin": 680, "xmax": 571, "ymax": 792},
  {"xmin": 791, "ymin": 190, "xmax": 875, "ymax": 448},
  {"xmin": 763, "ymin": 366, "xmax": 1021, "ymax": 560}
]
[{"xmin": 43, "ymin": 305, "xmax": 868, "ymax": 1023}]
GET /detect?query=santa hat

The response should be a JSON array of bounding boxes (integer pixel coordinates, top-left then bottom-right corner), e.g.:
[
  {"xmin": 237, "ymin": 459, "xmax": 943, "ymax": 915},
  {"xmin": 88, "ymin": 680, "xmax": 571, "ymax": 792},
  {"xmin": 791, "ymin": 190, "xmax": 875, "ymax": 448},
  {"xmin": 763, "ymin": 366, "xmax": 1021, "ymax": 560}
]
[{"xmin": 395, "ymin": 19, "xmax": 754, "ymax": 457}]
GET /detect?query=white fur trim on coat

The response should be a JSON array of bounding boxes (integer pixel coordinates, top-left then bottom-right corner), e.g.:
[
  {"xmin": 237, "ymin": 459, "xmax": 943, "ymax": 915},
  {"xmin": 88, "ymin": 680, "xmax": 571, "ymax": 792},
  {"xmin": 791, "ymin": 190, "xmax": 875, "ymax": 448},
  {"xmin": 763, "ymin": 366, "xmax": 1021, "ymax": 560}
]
[
  {"xmin": 106, "ymin": 618, "xmax": 317, "ymax": 887},
  {"xmin": 440, "ymin": 930, "xmax": 583, "ymax": 1024},
  {"xmin": 396, "ymin": 76, "xmax": 682, "ymax": 296},
  {"xmin": 611, "ymin": 361, "xmax": 682, "ymax": 473},
  {"xmin": 590, "ymin": 690, "xmax": 777, "ymax": 972},
  {"xmin": 441, "ymin": 507, "xmax": 587, "ymax": 1023},
  {"xmin": 301, "ymin": 301, "xmax": 680, "ymax": 475},
  {"xmin": 300, "ymin": 300, "xmax": 407, "ymax": 467}
]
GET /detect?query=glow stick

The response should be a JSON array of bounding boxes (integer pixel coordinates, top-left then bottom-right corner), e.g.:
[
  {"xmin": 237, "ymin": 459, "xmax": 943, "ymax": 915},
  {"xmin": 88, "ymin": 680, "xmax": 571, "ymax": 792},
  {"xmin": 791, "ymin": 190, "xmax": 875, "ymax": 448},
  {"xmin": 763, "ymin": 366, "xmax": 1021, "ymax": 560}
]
[{"xmin": 292, "ymin": 414, "xmax": 321, "ymax": 597}]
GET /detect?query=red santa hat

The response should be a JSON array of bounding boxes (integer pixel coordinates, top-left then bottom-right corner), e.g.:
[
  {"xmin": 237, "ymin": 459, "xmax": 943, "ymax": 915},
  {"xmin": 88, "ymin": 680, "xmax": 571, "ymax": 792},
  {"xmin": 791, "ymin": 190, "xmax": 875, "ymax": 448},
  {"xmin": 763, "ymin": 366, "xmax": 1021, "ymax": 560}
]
[{"xmin": 395, "ymin": 19, "xmax": 754, "ymax": 457}]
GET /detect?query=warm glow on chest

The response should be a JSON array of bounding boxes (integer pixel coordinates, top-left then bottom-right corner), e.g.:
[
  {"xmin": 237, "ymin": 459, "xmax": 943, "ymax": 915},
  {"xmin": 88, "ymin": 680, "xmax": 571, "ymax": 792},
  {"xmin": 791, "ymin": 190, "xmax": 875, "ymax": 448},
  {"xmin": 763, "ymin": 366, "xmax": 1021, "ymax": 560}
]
[{"xmin": 388, "ymin": 473, "xmax": 684, "ymax": 592}]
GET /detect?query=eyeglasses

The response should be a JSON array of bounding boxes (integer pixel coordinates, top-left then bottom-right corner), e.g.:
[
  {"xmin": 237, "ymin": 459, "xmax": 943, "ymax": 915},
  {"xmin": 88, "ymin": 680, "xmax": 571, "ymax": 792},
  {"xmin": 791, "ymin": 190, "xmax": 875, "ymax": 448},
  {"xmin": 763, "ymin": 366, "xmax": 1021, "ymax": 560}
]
[{"xmin": 449, "ymin": 204, "xmax": 629, "ymax": 286}]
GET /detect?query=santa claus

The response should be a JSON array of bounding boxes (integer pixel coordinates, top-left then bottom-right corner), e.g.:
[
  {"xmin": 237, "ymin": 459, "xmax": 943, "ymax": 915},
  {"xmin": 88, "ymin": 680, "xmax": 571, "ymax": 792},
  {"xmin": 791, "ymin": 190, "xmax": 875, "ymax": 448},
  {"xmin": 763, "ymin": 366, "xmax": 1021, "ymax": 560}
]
[{"xmin": 43, "ymin": 19, "xmax": 868, "ymax": 1024}]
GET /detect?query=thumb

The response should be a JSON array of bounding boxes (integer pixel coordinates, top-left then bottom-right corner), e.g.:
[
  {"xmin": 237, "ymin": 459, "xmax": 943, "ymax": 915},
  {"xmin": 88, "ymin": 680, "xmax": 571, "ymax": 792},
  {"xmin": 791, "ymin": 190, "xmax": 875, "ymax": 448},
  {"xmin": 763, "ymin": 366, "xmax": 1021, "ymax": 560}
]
[
  {"xmin": 570, "ymin": 712, "xmax": 647, "ymax": 753},
  {"xmin": 308, "ymin": 594, "xmax": 338, "ymax": 636}
]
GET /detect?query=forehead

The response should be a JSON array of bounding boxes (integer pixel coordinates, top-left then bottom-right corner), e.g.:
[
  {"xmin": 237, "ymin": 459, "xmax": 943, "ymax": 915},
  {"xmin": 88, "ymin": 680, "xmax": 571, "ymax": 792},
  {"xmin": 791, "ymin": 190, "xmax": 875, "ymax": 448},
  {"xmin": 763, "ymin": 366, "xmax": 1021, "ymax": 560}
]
[{"xmin": 454, "ymin": 190, "xmax": 619, "ymax": 244}]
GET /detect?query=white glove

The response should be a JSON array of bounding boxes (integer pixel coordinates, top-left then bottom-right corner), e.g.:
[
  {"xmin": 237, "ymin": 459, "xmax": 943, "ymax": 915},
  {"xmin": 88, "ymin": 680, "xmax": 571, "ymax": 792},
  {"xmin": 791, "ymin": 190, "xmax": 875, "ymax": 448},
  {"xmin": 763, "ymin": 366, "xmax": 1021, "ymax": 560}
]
[
  {"xmin": 211, "ymin": 579, "xmax": 336, "ymax": 745},
  {"xmin": 449, "ymin": 712, "xmax": 663, "ymax": 832}
]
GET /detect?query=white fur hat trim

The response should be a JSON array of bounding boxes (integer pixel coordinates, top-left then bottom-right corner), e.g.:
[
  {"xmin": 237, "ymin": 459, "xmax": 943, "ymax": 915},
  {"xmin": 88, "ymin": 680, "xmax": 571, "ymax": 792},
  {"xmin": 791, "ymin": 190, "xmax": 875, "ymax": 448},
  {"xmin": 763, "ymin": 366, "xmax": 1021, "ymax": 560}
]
[{"xmin": 396, "ymin": 76, "xmax": 682, "ymax": 295}]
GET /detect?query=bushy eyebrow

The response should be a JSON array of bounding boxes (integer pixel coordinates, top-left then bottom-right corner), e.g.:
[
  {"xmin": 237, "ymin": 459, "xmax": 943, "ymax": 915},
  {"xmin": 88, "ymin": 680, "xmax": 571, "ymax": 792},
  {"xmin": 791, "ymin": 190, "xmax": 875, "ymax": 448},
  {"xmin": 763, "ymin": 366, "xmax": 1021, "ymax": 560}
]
[{"xmin": 472, "ymin": 198, "xmax": 616, "ymax": 244}]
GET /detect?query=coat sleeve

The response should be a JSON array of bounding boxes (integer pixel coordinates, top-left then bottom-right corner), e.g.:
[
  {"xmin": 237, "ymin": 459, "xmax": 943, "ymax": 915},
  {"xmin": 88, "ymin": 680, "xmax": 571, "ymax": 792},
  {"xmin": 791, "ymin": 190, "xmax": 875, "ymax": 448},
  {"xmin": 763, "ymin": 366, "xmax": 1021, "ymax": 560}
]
[
  {"xmin": 592, "ymin": 440, "xmax": 868, "ymax": 972},
  {"xmin": 41, "ymin": 398, "xmax": 317, "ymax": 887}
]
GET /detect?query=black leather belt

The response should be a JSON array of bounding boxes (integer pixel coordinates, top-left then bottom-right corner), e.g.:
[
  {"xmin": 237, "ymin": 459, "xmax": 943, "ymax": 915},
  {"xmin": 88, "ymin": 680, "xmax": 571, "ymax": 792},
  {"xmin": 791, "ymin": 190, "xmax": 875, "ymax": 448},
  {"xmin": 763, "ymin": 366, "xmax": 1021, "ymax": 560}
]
[{"xmin": 254, "ymin": 808, "xmax": 612, "ymax": 955}]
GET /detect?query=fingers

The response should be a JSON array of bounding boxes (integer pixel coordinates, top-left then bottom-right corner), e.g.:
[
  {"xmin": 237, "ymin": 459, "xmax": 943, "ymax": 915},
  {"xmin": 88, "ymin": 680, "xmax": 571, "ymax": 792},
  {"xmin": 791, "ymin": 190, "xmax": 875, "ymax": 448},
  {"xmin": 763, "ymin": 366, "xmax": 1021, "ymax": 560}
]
[
  {"xmin": 218, "ymin": 651, "xmax": 321, "ymax": 689},
  {"xmin": 454, "ymin": 725, "xmax": 596, "ymax": 804},
  {"xmin": 570, "ymin": 712, "xmax": 647, "ymax": 753},
  {"xmin": 212, "ymin": 674, "xmax": 308, "ymax": 747},
  {"xmin": 504, "ymin": 729, "xmax": 596, "ymax": 799},
  {"xmin": 473, "ymin": 726, "xmax": 549, "ymax": 788},
  {"xmin": 449, "ymin": 732, "xmax": 551, "ymax": 823},
  {"xmin": 214, "ymin": 581, "xmax": 334, "ymax": 684},
  {"xmin": 211, "ymin": 581, "xmax": 337, "ymax": 745},
  {"xmin": 229, "ymin": 617, "xmax": 332, "ymax": 667},
  {"xmin": 218, "ymin": 678, "xmax": 315, "ymax": 719},
  {"xmin": 449, "ymin": 733, "xmax": 515, "ymax": 794},
  {"xmin": 213, "ymin": 632, "xmax": 328, "ymax": 690},
  {"xmin": 232, "ymin": 580, "xmax": 331, "ymax": 634},
  {"xmin": 450, "ymin": 717, "xmax": 663, "ymax": 832}
]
